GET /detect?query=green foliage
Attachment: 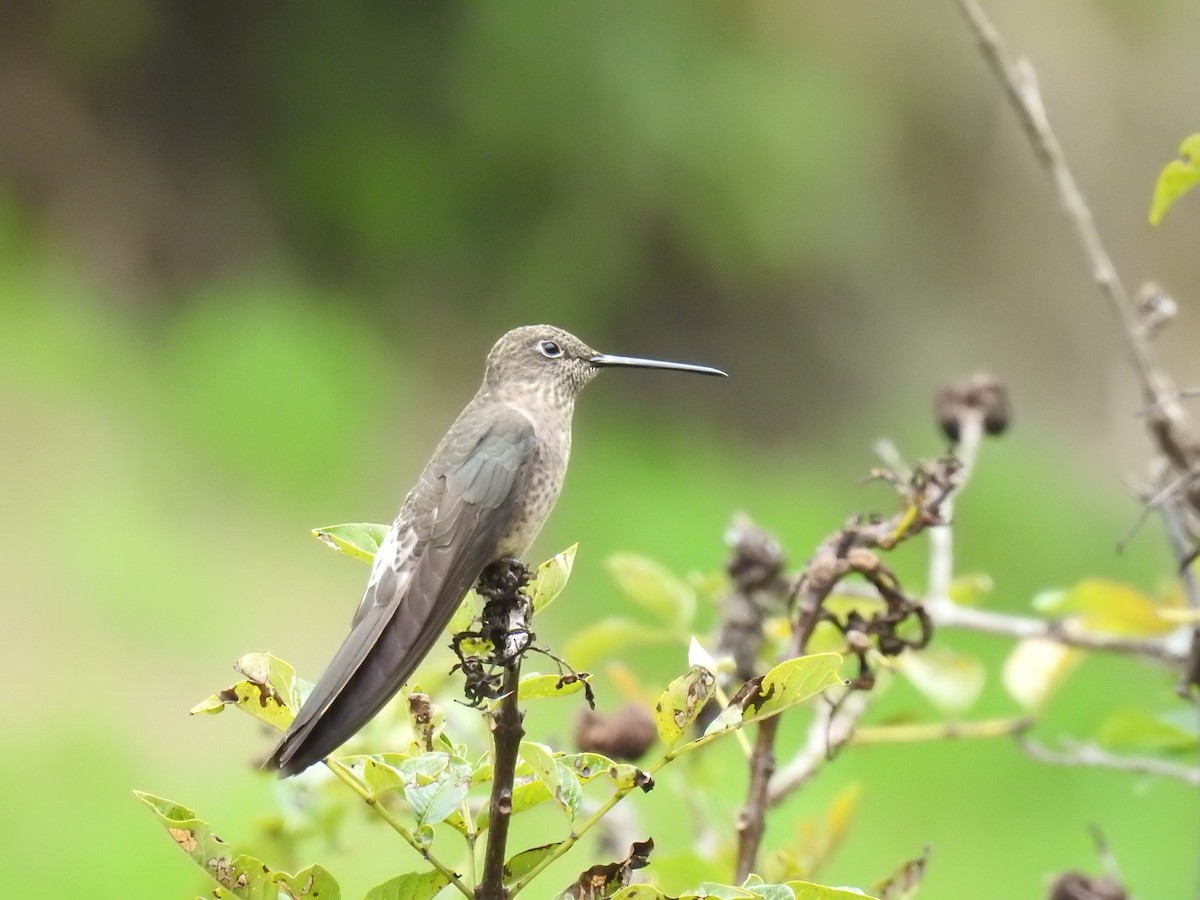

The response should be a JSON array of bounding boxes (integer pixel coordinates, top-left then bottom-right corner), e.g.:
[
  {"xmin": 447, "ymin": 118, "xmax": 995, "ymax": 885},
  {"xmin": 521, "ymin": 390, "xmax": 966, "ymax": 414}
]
[
  {"xmin": 312, "ymin": 523, "xmax": 391, "ymax": 564},
  {"xmin": 1149, "ymin": 134, "xmax": 1200, "ymax": 225},
  {"xmin": 135, "ymin": 791, "xmax": 343, "ymax": 900},
  {"xmin": 138, "ymin": 543, "xmax": 871, "ymax": 899}
]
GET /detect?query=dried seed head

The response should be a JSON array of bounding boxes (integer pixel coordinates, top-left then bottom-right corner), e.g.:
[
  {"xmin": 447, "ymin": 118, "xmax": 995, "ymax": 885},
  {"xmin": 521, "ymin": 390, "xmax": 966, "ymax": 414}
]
[
  {"xmin": 935, "ymin": 373, "xmax": 1011, "ymax": 442},
  {"xmin": 575, "ymin": 705, "xmax": 658, "ymax": 761}
]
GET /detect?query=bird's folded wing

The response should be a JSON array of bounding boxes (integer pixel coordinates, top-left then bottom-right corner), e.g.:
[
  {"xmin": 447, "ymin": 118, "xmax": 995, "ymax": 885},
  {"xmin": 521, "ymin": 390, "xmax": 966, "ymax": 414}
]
[{"xmin": 268, "ymin": 406, "xmax": 536, "ymax": 773}]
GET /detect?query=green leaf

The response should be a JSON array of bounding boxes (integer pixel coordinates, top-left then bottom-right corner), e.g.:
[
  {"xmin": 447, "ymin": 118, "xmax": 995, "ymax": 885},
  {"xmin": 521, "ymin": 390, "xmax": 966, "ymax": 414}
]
[
  {"xmin": 563, "ymin": 617, "xmax": 675, "ymax": 669},
  {"xmin": 607, "ymin": 553, "xmax": 695, "ymax": 625},
  {"xmin": 362, "ymin": 870, "xmax": 451, "ymax": 900},
  {"xmin": 530, "ymin": 543, "xmax": 578, "ymax": 612},
  {"xmin": 403, "ymin": 757, "xmax": 473, "ymax": 828},
  {"xmin": 654, "ymin": 664, "xmax": 717, "ymax": 749},
  {"xmin": 703, "ymin": 653, "xmax": 844, "ymax": 739},
  {"xmin": 274, "ymin": 865, "xmax": 341, "ymax": 899},
  {"xmin": 448, "ymin": 588, "xmax": 485, "ymax": 636},
  {"xmin": 894, "ymin": 646, "xmax": 984, "ymax": 715},
  {"xmin": 1099, "ymin": 707, "xmax": 1200, "ymax": 753},
  {"xmin": 517, "ymin": 671, "xmax": 592, "ymax": 701},
  {"xmin": 744, "ymin": 881, "xmax": 795, "ymax": 900},
  {"xmin": 519, "ymin": 742, "xmax": 582, "ymax": 818},
  {"xmin": 189, "ymin": 653, "xmax": 302, "ymax": 732},
  {"xmin": 311, "ymin": 522, "xmax": 390, "ymax": 563},
  {"xmin": 692, "ymin": 886, "xmax": 757, "ymax": 899},
  {"xmin": 787, "ymin": 883, "xmax": 882, "ymax": 900},
  {"xmin": 1149, "ymin": 134, "xmax": 1200, "ymax": 225},
  {"xmin": 136, "ymin": 791, "xmax": 335, "ymax": 900},
  {"xmin": 503, "ymin": 842, "xmax": 563, "ymax": 885},
  {"xmin": 945, "ymin": 573, "xmax": 992, "ymax": 606}
]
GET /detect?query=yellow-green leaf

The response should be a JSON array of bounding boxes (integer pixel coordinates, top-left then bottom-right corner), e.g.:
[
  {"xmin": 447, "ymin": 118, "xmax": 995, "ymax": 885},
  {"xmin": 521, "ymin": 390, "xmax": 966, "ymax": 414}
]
[
  {"xmin": 362, "ymin": 870, "xmax": 450, "ymax": 900},
  {"xmin": 654, "ymin": 665, "xmax": 717, "ymax": 749},
  {"xmin": 787, "ymin": 882, "xmax": 882, "ymax": 900},
  {"xmin": 607, "ymin": 553, "xmax": 695, "ymax": 625},
  {"xmin": 1149, "ymin": 134, "xmax": 1200, "ymax": 225},
  {"xmin": 311, "ymin": 522, "xmax": 390, "ymax": 563},
  {"xmin": 503, "ymin": 842, "xmax": 563, "ymax": 885},
  {"xmin": 1036, "ymin": 579, "xmax": 1173, "ymax": 637},
  {"xmin": 189, "ymin": 653, "xmax": 302, "ymax": 732},
  {"xmin": 517, "ymin": 672, "xmax": 592, "ymax": 701},
  {"xmin": 530, "ymin": 544, "xmax": 577, "ymax": 612},
  {"xmin": 563, "ymin": 617, "xmax": 675, "ymax": 669},
  {"xmin": 704, "ymin": 653, "xmax": 844, "ymax": 738},
  {"xmin": 1099, "ymin": 707, "xmax": 1200, "ymax": 753}
]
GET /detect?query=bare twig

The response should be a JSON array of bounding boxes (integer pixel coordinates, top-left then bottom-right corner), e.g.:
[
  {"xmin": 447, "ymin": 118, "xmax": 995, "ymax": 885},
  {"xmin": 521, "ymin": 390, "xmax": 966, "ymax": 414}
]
[
  {"xmin": 925, "ymin": 601, "xmax": 1186, "ymax": 667},
  {"xmin": 767, "ymin": 689, "xmax": 872, "ymax": 805},
  {"xmin": 734, "ymin": 454, "xmax": 963, "ymax": 879},
  {"xmin": 734, "ymin": 716, "xmax": 779, "ymax": 880},
  {"xmin": 954, "ymin": 0, "xmax": 1200, "ymax": 700},
  {"xmin": 1017, "ymin": 736, "xmax": 1200, "ymax": 788}
]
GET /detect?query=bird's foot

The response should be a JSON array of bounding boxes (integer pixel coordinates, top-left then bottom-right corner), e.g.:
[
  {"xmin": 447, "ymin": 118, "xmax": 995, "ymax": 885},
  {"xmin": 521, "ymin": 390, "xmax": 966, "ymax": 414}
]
[{"xmin": 477, "ymin": 557, "xmax": 533, "ymax": 600}]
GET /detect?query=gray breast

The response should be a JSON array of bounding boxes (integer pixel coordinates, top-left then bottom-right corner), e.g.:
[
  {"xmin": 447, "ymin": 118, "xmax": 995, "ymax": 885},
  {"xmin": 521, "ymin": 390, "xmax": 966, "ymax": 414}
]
[{"xmin": 496, "ymin": 400, "xmax": 573, "ymax": 558}]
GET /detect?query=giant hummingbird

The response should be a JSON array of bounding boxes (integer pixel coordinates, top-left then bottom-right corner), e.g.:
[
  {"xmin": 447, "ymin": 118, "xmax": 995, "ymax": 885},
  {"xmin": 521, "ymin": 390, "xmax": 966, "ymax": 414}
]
[{"xmin": 267, "ymin": 324, "xmax": 725, "ymax": 776}]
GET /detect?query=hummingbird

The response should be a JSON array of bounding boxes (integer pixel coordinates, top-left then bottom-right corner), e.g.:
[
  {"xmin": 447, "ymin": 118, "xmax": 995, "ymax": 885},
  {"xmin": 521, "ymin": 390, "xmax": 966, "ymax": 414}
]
[{"xmin": 267, "ymin": 324, "xmax": 725, "ymax": 776}]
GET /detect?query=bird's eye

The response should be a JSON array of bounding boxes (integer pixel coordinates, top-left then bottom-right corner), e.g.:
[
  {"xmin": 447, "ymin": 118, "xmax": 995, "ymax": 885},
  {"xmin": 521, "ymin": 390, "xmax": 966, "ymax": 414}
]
[{"xmin": 538, "ymin": 340, "xmax": 563, "ymax": 358}]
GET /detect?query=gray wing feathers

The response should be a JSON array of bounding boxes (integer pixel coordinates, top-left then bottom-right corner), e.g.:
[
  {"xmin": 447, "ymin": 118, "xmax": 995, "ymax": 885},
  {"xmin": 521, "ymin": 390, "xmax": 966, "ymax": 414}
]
[{"xmin": 267, "ymin": 409, "xmax": 536, "ymax": 775}]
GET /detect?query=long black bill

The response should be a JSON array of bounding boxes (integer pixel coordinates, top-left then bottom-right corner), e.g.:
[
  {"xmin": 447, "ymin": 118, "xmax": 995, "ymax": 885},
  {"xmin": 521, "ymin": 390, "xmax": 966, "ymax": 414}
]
[{"xmin": 590, "ymin": 353, "xmax": 727, "ymax": 377}]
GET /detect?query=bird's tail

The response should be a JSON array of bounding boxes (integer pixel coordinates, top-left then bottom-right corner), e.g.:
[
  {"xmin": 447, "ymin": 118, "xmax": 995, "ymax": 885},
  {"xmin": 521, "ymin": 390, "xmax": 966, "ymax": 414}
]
[{"xmin": 265, "ymin": 599, "xmax": 451, "ymax": 777}]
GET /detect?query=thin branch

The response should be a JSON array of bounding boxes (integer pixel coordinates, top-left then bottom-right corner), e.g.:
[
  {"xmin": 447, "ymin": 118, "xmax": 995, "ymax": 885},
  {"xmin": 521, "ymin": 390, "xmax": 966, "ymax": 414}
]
[
  {"xmin": 851, "ymin": 715, "xmax": 1031, "ymax": 745},
  {"xmin": 734, "ymin": 717, "xmax": 779, "ymax": 882},
  {"xmin": 477, "ymin": 664, "xmax": 524, "ymax": 900},
  {"xmin": 925, "ymin": 600, "xmax": 1187, "ymax": 667},
  {"xmin": 325, "ymin": 759, "xmax": 472, "ymax": 898},
  {"xmin": 767, "ymin": 689, "xmax": 872, "ymax": 805},
  {"xmin": 1017, "ymin": 736, "xmax": 1200, "ymax": 787}
]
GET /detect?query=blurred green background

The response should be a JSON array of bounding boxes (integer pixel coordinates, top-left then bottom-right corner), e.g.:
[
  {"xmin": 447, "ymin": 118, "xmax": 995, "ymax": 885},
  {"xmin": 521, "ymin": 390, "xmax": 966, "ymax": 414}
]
[{"xmin": 2, "ymin": 1, "xmax": 1198, "ymax": 897}]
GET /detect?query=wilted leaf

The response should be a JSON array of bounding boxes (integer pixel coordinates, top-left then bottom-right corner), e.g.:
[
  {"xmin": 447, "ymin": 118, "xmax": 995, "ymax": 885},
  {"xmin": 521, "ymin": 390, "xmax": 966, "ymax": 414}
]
[
  {"xmin": 563, "ymin": 618, "xmax": 675, "ymax": 669},
  {"xmin": 504, "ymin": 842, "xmax": 563, "ymax": 885},
  {"xmin": 895, "ymin": 646, "xmax": 985, "ymax": 715},
  {"xmin": 609, "ymin": 887, "xmax": 670, "ymax": 900},
  {"xmin": 561, "ymin": 838, "xmax": 654, "ymax": 899},
  {"xmin": 1099, "ymin": 707, "xmax": 1200, "ymax": 753},
  {"xmin": 311, "ymin": 522, "xmax": 390, "ymax": 563},
  {"xmin": 1149, "ymin": 134, "xmax": 1200, "ymax": 225},
  {"xmin": 189, "ymin": 653, "xmax": 302, "ymax": 732},
  {"xmin": 530, "ymin": 544, "xmax": 578, "ymax": 612},
  {"xmin": 704, "ymin": 654, "xmax": 844, "ymax": 739},
  {"xmin": 874, "ymin": 846, "xmax": 929, "ymax": 900},
  {"xmin": 1002, "ymin": 638, "xmax": 1080, "ymax": 711},
  {"xmin": 559, "ymin": 752, "xmax": 652, "ymax": 791},
  {"xmin": 362, "ymin": 870, "xmax": 451, "ymax": 900},
  {"xmin": 607, "ymin": 553, "xmax": 695, "ymax": 625},
  {"xmin": 655, "ymin": 664, "xmax": 717, "ymax": 748},
  {"xmin": 407, "ymin": 692, "xmax": 446, "ymax": 753},
  {"xmin": 518, "ymin": 672, "xmax": 592, "ymax": 701},
  {"xmin": 136, "ymin": 791, "xmax": 324, "ymax": 899}
]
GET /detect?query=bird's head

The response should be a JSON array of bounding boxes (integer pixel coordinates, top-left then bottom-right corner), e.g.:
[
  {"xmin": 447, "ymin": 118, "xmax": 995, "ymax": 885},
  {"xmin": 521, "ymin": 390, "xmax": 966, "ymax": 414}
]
[{"xmin": 483, "ymin": 325, "xmax": 726, "ymax": 403}]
